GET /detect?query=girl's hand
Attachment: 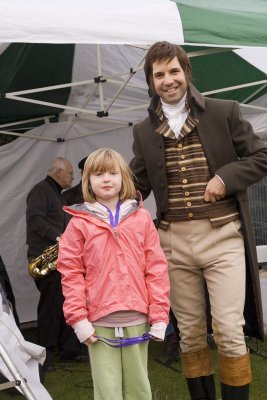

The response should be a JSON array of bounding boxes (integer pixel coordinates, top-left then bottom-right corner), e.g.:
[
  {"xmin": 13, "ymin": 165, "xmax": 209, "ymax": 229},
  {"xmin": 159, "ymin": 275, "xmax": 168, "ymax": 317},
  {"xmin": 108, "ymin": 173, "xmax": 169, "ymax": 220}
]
[
  {"xmin": 150, "ymin": 335, "xmax": 163, "ymax": 342},
  {"xmin": 83, "ymin": 335, "xmax": 98, "ymax": 345}
]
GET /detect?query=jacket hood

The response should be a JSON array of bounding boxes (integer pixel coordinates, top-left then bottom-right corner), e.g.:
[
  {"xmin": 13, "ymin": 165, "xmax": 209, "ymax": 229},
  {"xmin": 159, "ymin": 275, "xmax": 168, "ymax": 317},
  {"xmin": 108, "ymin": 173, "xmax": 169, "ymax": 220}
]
[{"xmin": 63, "ymin": 191, "xmax": 143, "ymax": 220}]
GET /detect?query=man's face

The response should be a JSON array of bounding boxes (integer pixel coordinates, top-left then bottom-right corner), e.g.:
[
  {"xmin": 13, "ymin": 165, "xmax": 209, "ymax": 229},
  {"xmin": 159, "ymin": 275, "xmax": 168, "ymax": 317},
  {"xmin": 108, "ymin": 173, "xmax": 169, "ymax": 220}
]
[
  {"xmin": 151, "ymin": 56, "xmax": 188, "ymax": 104},
  {"xmin": 58, "ymin": 162, "xmax": 74, "ymax": 189}
]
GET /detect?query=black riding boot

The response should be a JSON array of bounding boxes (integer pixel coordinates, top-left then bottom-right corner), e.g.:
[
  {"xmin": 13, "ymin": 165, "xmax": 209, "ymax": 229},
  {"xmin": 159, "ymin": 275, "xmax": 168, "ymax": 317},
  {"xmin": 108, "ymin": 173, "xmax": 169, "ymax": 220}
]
[
  {"xmin": 186, "ymin": 375, "xmax": 216, "ymax": 400},
  {"xmin": 221, "ymin": 382, "xmax": 249, "ymax": 400},
  {"xmin": 202, "ymin": 375, "xmax": 216, "ymax": 400}
]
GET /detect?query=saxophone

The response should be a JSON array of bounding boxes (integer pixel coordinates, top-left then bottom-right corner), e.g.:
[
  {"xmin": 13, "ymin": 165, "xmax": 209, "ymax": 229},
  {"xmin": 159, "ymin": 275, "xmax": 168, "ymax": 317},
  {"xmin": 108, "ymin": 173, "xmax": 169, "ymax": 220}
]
[{"xmin": 28, "ymin": 243, "xmax": 58, "ymax": 279}]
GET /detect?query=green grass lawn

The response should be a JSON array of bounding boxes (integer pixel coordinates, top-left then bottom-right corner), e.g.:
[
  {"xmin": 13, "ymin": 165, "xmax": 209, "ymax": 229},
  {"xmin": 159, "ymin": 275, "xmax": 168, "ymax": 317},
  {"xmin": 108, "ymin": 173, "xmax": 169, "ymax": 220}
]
[{"xmin": 1, "ymin": 332, "xmax": 267, "ymax": 399}]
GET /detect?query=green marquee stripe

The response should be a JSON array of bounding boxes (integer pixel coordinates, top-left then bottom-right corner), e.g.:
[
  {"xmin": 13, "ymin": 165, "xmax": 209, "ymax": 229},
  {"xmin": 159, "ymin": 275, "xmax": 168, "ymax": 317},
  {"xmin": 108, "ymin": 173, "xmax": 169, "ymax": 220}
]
[
  {"xmin": 0, "ymin": 43, "xmax": 75, "ymax": 124},
  {"xmin": 173, "ymin": 0, "xmax": 267, "ymax": 47}
]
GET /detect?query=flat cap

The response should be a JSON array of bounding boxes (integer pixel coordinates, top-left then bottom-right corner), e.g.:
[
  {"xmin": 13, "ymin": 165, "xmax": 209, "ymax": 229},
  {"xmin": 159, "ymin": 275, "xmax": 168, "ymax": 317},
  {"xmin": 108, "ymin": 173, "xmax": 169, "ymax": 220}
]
[{"xmin": 78, "ymin": 157, "xmax": 87, "ymax": 170}]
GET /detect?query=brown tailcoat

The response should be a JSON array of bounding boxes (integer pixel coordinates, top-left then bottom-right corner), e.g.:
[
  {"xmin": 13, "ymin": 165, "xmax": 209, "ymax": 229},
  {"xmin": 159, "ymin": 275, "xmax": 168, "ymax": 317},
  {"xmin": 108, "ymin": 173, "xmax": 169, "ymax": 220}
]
[{"xmin": 130, "ymin": 84, "xmax": 267, "ymax": 340}]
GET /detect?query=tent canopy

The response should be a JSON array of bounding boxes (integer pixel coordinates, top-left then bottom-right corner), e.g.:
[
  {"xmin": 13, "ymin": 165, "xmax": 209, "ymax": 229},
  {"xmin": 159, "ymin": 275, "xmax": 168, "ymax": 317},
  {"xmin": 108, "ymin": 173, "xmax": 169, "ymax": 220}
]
[
  {"xmin": 1, "ymin": 0, "xmax": 267, "ymax": 47},
  {"xmin": 0, "ymin": 0, "xmax": 266, "ymax": 323},
  {"xmin": 0, "ymin": 0, "xmax": 266, "ymax": 142}
]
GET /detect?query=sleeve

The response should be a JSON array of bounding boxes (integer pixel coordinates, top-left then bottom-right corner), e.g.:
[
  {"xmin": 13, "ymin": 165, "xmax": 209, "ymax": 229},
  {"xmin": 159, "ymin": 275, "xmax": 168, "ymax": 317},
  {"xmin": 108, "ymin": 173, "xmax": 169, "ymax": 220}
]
[
  {"xmin": 26, "ymin": 184, "xmax": 62, "ymax": 241},
  {"xmin": 57, "ymin": 219, "xmax": 89, "ymax": 327},
  {"xmin": 215, "ymin": 101, "xmax": 267, "ymax": 195},
  {"xmin": 129, "ymin": 124, "xmax": 152, "ymax": 200},
  {"xmin": 72, "ymin": 319, "xmax": 95, "ymax": 343},
  {"xmin": 149, "ymin": 322, "xmax": 167, "ymax": 341},
  {"xmin": 143, "ymin": 212, "xmax": 170, "ymax": 325}
]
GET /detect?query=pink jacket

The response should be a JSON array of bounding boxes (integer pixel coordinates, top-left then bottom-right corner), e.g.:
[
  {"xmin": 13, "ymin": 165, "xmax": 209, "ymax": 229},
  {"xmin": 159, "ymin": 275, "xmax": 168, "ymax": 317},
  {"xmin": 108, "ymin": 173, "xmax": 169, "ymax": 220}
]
[{"xmin": 57, "ymin": 200, "xmax": 170, "ymax": 328}]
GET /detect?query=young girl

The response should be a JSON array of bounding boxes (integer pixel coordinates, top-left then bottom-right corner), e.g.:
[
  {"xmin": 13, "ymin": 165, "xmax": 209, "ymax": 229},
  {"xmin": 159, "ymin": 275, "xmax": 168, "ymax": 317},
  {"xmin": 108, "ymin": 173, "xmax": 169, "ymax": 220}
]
[{"xmin": 57, "ymin": 148, "xmax": 170, "ymax": 400}]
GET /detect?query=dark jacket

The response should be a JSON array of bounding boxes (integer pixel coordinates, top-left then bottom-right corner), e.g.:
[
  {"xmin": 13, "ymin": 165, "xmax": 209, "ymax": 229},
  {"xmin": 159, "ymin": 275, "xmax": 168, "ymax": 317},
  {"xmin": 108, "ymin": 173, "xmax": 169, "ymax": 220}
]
[
  {"xmin": 62, "ymin": 181, "xmax": 83, "ymax": 206},
  {"xmin": 26, "ymin": 176, "xmax": 66, "ymax": 258},
  {"xmin": 130, "ymin": 84, "xmax": 267, "ymax": 340}
]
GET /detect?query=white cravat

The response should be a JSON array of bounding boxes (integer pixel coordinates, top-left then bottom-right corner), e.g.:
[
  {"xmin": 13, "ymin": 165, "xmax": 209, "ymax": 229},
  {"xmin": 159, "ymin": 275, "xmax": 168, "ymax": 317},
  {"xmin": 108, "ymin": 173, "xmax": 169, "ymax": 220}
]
[{"xmin": 161, "ymin": 93, "xmax": 189, "ymax": 138}]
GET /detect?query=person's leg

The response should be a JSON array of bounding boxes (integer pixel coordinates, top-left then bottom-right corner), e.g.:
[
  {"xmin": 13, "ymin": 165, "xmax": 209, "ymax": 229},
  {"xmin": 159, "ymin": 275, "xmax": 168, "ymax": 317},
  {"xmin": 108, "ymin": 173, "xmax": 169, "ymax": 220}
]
[
  {"xmin": 219, "ymin": 352, "xmax": 251, "ymax": 400},
  {"xmin": 204, "ymin": 219, "xmax": 251, "ymax": 399},
  {"xmin": 36, "ymin": 271, "xmax": 86, "ymax": 367},
  {"xmin": 121, "ymin": 324, "xmax": 152, "ymax": 400},
  {"xmin": 34, "ymin": 272, "xmax": 62, "ymax": 350},
  {"xmin": 88, "ymin": 326, "xmax": 123, "ymax": 400},
  {"xmin": 43, "ymin": 272, "xmax": 86, "ymax": 361},
  {"xmin": 34, "ymin": 272, "xmax": 63, "ymax": 371},
  {"xmin": 159, "ymin": 222, "xmax": 208, "ymax": 353},
  {"xmin": 159, "ymin": 221, "xmax": 215, "ymax": 400}
]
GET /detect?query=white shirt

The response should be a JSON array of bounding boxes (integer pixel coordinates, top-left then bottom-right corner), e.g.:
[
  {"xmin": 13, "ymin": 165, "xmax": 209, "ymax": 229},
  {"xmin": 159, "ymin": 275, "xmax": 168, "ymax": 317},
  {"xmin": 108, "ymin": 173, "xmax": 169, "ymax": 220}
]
[{"xmin": 161, "ymin": 92, "xmax": 189, "ymax": 138}]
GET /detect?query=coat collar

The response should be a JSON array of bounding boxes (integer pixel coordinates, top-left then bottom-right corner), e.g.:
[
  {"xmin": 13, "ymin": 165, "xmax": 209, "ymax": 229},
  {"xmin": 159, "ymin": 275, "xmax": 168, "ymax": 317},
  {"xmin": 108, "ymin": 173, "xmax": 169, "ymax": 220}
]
[{"xmin": 187, "ymin": 84, "xmax": 205, "ymax": 111}]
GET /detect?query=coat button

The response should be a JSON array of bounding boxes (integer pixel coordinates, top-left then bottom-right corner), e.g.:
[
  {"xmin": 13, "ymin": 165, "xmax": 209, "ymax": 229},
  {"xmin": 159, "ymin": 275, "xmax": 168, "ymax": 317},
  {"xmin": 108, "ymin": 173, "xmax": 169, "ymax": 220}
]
[
  {"xmin": 158, "ymin": 161, "xmax": 163, "ymax": 168},
  {"xmin": 160, "ymin": 183, "xmax": 165, "ymax": 189}
]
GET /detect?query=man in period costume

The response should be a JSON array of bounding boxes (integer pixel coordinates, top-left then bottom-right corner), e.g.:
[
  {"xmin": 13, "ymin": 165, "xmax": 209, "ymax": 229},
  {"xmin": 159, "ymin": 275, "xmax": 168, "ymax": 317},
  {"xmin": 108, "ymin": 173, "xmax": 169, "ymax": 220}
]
[{"xmin": 130, "ymin": 41, "xmax": 267, "ymax": 400}]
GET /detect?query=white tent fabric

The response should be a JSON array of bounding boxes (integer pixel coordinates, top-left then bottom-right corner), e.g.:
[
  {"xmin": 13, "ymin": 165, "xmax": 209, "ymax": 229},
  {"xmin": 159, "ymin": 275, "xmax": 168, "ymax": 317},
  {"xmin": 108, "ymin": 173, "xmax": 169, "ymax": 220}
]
[
  {"xmin": 0, "ymin": 0, "xmax": 183, "ymax": 44},
  {"xmin": 0, "ymin": 290, "xmax": 52, "ymax": 398}
]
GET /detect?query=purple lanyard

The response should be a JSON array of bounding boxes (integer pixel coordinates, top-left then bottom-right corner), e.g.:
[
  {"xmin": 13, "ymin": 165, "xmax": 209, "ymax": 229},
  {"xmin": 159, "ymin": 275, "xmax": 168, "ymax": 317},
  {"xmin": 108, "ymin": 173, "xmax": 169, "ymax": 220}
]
[
  {"xmin": 102, "ymin": 200, "xmax": 121, "ymax": 228},
  {"xmin": 95, "ymin": 333, "xmax": 151, "ymax": 348}
]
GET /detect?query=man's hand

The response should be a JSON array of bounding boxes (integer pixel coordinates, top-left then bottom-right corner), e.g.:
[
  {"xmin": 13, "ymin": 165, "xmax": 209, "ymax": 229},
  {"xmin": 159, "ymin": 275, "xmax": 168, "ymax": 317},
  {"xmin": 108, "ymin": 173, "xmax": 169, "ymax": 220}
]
[{"xmin": 204, "ymin": 176, "xmax": 226, "ymax": 203}]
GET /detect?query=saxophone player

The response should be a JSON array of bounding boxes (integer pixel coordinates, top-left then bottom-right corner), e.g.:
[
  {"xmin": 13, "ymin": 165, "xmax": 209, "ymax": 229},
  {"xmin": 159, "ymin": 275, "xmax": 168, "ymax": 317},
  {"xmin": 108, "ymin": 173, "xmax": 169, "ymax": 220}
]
[{"xmin": 26, "ymin": 157, "xmax": 88, "ymax": 372}]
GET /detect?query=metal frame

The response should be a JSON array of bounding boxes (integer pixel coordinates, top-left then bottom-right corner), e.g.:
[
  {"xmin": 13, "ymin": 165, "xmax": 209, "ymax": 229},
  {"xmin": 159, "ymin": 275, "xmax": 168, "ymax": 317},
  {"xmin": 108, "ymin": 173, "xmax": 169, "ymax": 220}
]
[
  {"xmin": 0, "ymin": 342, "xmax": 37, "ymax": 399},
  {"xmin": 0, "ymin": 44, "xmax": 266, "ymax": 141}
]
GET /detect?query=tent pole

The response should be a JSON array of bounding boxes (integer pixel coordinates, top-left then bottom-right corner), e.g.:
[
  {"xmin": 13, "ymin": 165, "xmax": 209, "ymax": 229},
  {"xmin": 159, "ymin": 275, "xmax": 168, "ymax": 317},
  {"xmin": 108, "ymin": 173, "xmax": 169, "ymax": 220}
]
[
  {"xmin": 105, "ymin": 53, "xmax": 146, "ymax": 113},
  {"xmin": 66, "ymin": 124, "xmax": 129, "ymax": 140},
  {"xmin": 203, "ymin": 80, "xmax": 267, "ymax": 96},
  {"xmin": 0, "ymin": 342, "xmax": 37, "ymax": 400},
  {"xmin": 0, "ymin": 116, "xmax": 56, "ymax": 129},
  {"xmin": 0, "ymin": 129, "xmax": 58, "ymax": 142},
  {"xmin": 62, "ymin": 86, "xmax": 99, "ymax": 140},
  {"xmin": 96, "ymin": 44, "xmax": 105, "ymax": 113},
  {"xmin": 239, "ymin": 103, "xmax": 267, "ymax": 112},
  {"xmin": 5, "ymin": 95, "xmax": 97, "ymax": 116},
  {"xmin": 188, "ymin": 47, "xmax": 236, "ymax": 58},
  {"xmin": 242, "ymin": 84, "xmax": 267, "ymax": 104}
]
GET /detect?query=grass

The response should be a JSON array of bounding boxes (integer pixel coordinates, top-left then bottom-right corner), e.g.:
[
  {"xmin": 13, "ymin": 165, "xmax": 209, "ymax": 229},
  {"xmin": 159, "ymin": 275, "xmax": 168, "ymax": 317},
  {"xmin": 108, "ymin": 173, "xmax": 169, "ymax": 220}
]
[{"xmin": 1, "ymin": 330, "xmax": 267, "ymax": 399}]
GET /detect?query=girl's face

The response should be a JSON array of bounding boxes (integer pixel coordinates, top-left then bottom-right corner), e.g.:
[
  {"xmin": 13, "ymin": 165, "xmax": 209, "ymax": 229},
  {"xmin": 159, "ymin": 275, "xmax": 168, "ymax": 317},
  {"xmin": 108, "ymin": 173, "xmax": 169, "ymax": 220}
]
[{"xmin": 90, "ymin": 165, "xmax": 122, "ymax": 206}]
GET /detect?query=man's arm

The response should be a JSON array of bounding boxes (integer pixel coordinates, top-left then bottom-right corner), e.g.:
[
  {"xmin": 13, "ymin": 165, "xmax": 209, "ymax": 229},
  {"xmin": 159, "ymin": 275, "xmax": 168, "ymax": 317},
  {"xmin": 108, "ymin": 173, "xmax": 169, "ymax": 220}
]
[
  {"xmin": 129, "ymin": 124, "xmax": 152, "ymax": 200},
  {"xmin": 213, "ymin": 101, "xmax": 267, "ymax": 196},
  {"xmin": 26, "ymin": 184, "xmax": 62, "ymax": 241}
]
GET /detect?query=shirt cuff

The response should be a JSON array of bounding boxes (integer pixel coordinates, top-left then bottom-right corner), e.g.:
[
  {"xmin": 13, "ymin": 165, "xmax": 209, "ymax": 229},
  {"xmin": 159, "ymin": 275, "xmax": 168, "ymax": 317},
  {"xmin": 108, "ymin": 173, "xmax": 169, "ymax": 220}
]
[
  {"xmin": 149, "ymin": 322, "xmax": 167, "ymax": 341},
  {"xmin": 215, "ymin": 174, "xmax": 225, "ymax": 187},
  {"xmin": 72, "ymin": 319, "xmax": 95, "ymax": 343}
]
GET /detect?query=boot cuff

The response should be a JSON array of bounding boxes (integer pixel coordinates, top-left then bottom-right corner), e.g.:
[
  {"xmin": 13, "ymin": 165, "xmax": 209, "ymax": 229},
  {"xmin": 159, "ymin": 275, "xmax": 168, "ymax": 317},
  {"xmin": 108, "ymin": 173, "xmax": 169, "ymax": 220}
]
[
  {"xmin": 181, "ymin": 346, "xmax": 213, "ymax": 378},
  {"xmin": 219, "ymin": 351, "xmax": 252, "ymax": 386}
]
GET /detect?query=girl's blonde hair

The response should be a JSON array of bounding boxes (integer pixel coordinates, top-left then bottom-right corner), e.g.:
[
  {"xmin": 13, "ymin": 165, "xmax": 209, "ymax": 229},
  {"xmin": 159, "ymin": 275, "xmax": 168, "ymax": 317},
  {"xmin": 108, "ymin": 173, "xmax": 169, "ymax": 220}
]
[{"xmin": 82, "ymin": 148, "xmax": 136, "ymax": 203}]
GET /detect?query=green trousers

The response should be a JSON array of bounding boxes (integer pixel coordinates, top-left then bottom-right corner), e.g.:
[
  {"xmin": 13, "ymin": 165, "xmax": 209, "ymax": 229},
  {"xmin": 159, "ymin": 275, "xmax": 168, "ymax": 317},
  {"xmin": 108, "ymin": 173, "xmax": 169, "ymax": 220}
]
[{"xmin": 88, "ymin": 324, "xmax": 152, "ymax": 400}]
